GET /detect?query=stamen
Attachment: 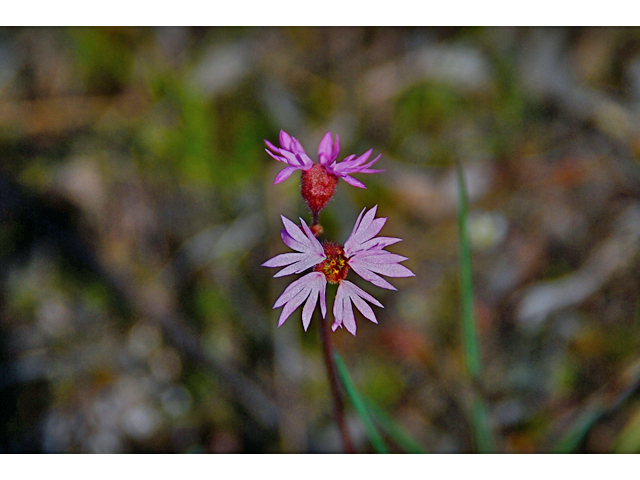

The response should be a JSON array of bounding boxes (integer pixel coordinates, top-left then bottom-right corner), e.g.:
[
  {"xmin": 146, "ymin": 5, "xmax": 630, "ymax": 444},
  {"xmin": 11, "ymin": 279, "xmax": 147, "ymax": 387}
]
[{"xmin": 314, "ymin": 242, "xmax": 350, "ymax": 284}]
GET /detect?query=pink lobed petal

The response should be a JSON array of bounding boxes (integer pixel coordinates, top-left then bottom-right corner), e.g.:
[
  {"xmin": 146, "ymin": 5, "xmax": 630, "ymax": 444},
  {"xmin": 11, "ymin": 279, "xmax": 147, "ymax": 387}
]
[
  {"xmin": 281, "ymin": 229, "xmax": 306, "ymax": 252},
  {"xmin": 349, "ymin": 261, "xmax": 398, "ymax": 291},
  {"xmin": 273, "ymin": 254, "xmax": 324, "ymax": 278},
  {"xmin": 281, "ymin": 215, "xmax": 309, "ymax": 247},
  {"xmin": 274, "ymin": 166, "xmax": 300, "ymax": 184},
  {"xmin": 317, "ymin": 132, "xmax": 334, "ymax": 166},
  {"xmin": 262, "ymin": 252, "xmax": 304, "ymax": 268},
  {"xmin": 354, "ymin": 153, "xmax": 382, "ymax": 172},
  {"xmin": 340, "ymin": 175, "xmax": 367, "ymax": 189},
  {"xmin": 265, "ymin": 148, "xmax": 288, "ymax": 164},
  {"xmin": 264, "ymin": 139, "xmax": 281, "ymax": 154},
  {"xmin": 350, "ymin": 251, "xmax": 409, "ymax": 264},
  {"xmin": 278, "ymin": 288, "xmax": 309, "ymax": 327},
  {"xmin": 349, "ymin": 207, "xmax": 368, "ymax": 239},
  {"xmin": 279, "ymin": 149, "xmax": 307, "ymax": 168},
  {"xmin": 356, "ymin": 217, "xmax": 387, "ymax": 244},
  {"xmin": 319, "ymin": 276, "xmax": 327, "ymax": 318},
  {"xmin": 341, "ymin": 280, "xmax": 383, "ymax": 308},
  {"xmin": 350, "ymin": 257, "xmax": 415, "ymax": 278},
  {"xmin": 344, "ymin": 206, "xmax": 386, "ymax": 255},
  {"xmin": 334, "ymin": 283, "xmax": 357, "ymax": 336},
  {"xmin": 291, "ymin": 137, "xmax": 306, "ymax": 156},
  {"xmin": 274, "ymin": 272, "xmax": 326, "ymax": 328},
  {"xmin": 358, "ymin": 236, "xmax": 403, "ymax": 251},
  {"xmin": 299, "ymin": 218, "xmax": 324, "ymax": 255},
  {"xmin": 340, "ymin": 281, "xmax": 380, "ymax": 324},
  {"xmin": 301, "ymin": 287, "xmax": 319, "ymax": 331},
  {"xmin": 279, "ymin": 130, "xmax": 293, "ymax": 150},
  {"xmin": 332, "ymin": 134, "xmax": 340, "ymax": 161},
  {"xmin": 273, "ymin": 273, "xmax": 314, "ymax": 308}
]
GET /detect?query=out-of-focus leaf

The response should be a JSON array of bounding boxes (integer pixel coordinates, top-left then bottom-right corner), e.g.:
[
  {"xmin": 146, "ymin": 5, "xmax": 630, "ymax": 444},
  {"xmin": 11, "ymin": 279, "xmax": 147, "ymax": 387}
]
[
  {"xmin": 551, "ymin": 358, "xmax": 640, "ymax": 453},
  {"xmin": 334, "ymin": 352, "xmax": 389, "ymax": 454},
  {"xmin": 364, "ymin": 399, "xmax": 426, "ymax": 454},
  {"xmin": 613, "ymin": 405, "xmax": 640, "ymax": 453},
  {"xmin": 456, "ymin": 162, "xmax": 495, "ymax": 453}
]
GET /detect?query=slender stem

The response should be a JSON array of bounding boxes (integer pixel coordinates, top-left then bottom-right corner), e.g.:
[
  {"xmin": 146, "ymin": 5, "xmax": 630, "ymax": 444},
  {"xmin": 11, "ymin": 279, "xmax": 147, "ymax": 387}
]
[{"xmin": 318, "ymin": 312, "xmax": 355, "ymax": 453}]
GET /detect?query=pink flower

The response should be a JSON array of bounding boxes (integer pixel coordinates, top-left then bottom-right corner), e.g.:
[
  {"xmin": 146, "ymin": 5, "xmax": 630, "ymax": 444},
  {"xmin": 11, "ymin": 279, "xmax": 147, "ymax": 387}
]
[
  {"xmin": 265, "ymin": 130, "xmax": 384, "ymax": 219},
  {"xmin": 265, "ymin": 130, "xmax": 384, "ymax": 188},
  {"xmin": 263, "ymin": 206, "xmax": 415, "ymax": 336}
]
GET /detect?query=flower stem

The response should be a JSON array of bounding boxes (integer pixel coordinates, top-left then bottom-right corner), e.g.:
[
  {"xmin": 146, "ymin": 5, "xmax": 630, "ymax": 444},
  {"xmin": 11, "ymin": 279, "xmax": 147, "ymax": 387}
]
[{"xmin": 318, "ymin": 312, "xmax": 355, "ymax": 453}]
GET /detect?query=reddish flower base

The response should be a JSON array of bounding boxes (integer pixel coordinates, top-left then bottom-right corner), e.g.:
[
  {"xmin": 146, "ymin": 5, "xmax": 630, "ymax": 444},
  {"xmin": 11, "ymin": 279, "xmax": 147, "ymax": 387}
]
[{"xmin": 301, "ymin": 164, "xmax": 338, "ymax": 221}]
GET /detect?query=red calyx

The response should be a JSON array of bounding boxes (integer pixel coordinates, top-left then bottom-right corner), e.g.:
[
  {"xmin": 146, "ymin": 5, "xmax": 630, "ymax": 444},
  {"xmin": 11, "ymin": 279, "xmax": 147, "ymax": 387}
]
[{"xmin": 301, "ymin": 164, "xmax": 338, "ymax": 223}]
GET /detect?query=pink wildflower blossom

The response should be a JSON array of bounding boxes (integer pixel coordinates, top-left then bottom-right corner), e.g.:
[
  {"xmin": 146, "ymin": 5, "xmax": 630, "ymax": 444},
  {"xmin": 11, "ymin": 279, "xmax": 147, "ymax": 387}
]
[
  {"xmin": 262, "ymin": 206, "xmax": 415, "ymax": 336},
  {"xmin": 265, "ymin": 130, "xmax": 384, "ymax": 218}
]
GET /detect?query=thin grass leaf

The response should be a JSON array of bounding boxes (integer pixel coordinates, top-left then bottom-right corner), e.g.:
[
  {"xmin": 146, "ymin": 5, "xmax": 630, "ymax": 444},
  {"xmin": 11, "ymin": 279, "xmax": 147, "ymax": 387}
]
[
  {"xmin": 613, "ymin": 404, "xmax": 640, "ymax": 453},
  {"xmin": 456, "ymin": 162, "xmax": 495, "ymax": 453},
  {"xmin": 550, "ymin": 358, "xmax": 640, "ymax": 452},
  {"xmin": 364, "ymin": 399, "xmax": 426, "ymax": 453},
  {"xmin": 334, "ymin": 352, "xmax": 389, "ymax": 453},
  {"xmin": 552, "ymin": 404, "xmax": 603, "ymax": 453}
]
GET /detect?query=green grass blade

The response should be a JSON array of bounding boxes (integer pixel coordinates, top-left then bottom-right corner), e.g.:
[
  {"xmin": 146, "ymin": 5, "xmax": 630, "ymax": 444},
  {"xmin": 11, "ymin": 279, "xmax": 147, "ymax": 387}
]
[
  {"xmin": 334, "ymin": 352, "xmax": 389, "ymax": 454},
  {"xmin": 363, "ymin": 399, "xmax": 427, "ymax": 453},
  {"xmin": 613, "ymin": 405, "xmax": 640, "ymax": 453},
  {"xmin": 456, "ymin": 162, "xmax": 495, "ymax": 453},
  {"xmin": 552, "ymin": 404, "xmax": 603, "ymax": 453}
]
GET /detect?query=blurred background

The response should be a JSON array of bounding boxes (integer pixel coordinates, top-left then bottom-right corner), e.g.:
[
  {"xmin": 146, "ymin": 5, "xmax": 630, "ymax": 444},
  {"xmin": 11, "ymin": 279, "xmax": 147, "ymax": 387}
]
[{"xmin": 2, "ymin": 26, "xmax": 640, "ymax": 453}]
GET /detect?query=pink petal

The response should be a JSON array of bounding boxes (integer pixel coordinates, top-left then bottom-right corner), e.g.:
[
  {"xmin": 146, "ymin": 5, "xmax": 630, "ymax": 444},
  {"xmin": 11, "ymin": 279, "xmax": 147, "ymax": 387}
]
[
  {"xmin": 352, "ymin": 251, "xmax": 409, "ymax": 264},
  {"xmin": 273, "ymin": 274, "xmax": 314, "ymax": 308},
  {"xmin": 350, "ymin": 293, "xmax": 378, "ymax": 324},
  {"xmin": 345, "ymin": 206, "xmax": 385, "ymax": 255},
  {"xmin": 273, "ymin": 254, "xmax": 324, "ymax": 277},
  {"xmin": 281, "ymin": 216, "xmax": 308, "ymax": 247},
  {"xmin": 279, "ymin": 149, "xmax": 306, "ymax": 167},
  {"xmin": 353, "ymin": 153, "xmax": 382, "ymax": 172},
  {"xmin": 291, "ymin": 137, "xmax": 307, "ymax": 155},
  {"xmin": 318, "ymin": 132, "xmax": 334, "ymax": 166},
  {"xmin": 274, "ymin": 166, "xmax": 300, "ymax": 184},
  {"xmin": 349, "ymin": 207, "xmax": 367, "ymax": 239},
  {"xmin": 262, "ymin": 252, "xmax": 304, "ymax": 268},
  {"xmin": 279, "ymin": 130, "xmax": 293, "ymax": 150},
  {"xmin": 341, "ymin": 280, "xmax": 383, "ymax": 308},
  {"xmin": 355, "ymin": 261, "xmax": 415, "ymax": 278},
  {"xmin": 302, "ymin": 287, "xmax": 319, "ymax": 331},
  {"xmin": 349, "ymin": 262, "xmax": 398, "ymax": 291},
  {"xmin": 355, "ymin": 217, "xmax": 387, "ymax": 245},
  {"xmin": 265, "ymin": 148, "xmax": 288, "ymax": 164},
  {"xmin": 278, "ymin": 288, "xmax": 308, "ymax": 327},
  {"xmin": 340, "ymin": 175, "xmax": 367, "ymax": 189},
  {"xmin": 319, "ymin": 277, "xmax": 327, "ymax": 318},
  {"xmin": 299, "ymin": 218, "xmax": 324, "ymax": 255},
  {"xmin": 274, "ymin": 272, "xmax": 325, "ymax": 328},
  {"xmin": 281, "ymin": 229, "xmax": 306, "ymax": 251},
  {"xmin": 335, "ymin": 284, "xmax": 357, "ymax": 336},
  {"xmin": 358, "ymin": 236, "xmax": 403, "ymax": 251},
  {"xmin": 332, "ymin": 134, "xmax": 340, "ymax": 161},
  {"xmin": 264, "ymin": 139, "xmax": 280, "ymax": 153}
]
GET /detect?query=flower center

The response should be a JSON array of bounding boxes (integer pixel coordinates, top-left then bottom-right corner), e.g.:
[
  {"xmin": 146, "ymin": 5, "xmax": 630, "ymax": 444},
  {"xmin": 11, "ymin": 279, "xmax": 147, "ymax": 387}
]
[{"xmin": 314, "ymin": 242, "xmax": 349, "ymax": 284}]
